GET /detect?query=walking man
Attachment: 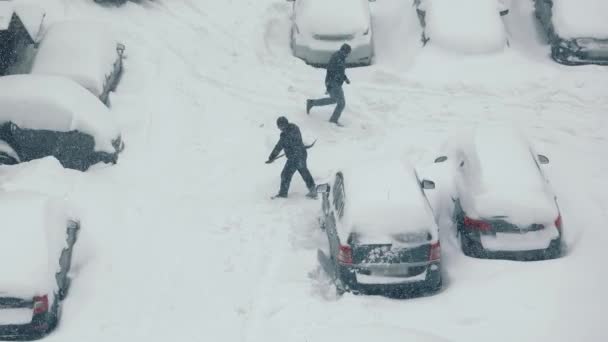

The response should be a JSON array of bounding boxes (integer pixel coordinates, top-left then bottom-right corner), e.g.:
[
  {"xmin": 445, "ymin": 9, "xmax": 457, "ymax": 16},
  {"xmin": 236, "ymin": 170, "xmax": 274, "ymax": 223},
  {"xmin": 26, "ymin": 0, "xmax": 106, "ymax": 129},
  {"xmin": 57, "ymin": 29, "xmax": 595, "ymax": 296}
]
[
  {"xmin": 266, "ymin": 116, "xmax": 317, "ymax": 199},
  {"xmin": 306, "ymin": 43, "xmax": 352, "ymax": 126}
]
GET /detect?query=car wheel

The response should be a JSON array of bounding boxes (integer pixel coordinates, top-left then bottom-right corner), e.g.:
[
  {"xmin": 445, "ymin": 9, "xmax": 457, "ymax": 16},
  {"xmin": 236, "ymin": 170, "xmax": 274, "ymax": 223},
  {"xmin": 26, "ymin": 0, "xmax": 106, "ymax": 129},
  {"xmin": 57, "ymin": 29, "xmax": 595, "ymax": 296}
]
[{"xmin": 459, "ymin": 231, "xmax": 484, "ymax": 258}]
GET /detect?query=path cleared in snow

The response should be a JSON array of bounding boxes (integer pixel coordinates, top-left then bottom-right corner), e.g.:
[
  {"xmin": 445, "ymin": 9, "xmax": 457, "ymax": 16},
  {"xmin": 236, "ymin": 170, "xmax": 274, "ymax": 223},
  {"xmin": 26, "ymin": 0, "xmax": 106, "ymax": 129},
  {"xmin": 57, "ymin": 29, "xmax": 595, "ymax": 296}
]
[{"xmin": 15, "ymin": 1, "xmax": 608, "ymax": 342}]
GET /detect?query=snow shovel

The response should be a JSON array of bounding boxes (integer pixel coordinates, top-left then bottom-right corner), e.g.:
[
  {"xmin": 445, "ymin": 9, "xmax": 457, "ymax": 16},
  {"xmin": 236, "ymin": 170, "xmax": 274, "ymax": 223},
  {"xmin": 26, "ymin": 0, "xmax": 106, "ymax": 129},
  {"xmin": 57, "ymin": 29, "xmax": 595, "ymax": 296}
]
[{"xmin": 266, "ymin": 139, "xmax": 317, "ymax": 163}]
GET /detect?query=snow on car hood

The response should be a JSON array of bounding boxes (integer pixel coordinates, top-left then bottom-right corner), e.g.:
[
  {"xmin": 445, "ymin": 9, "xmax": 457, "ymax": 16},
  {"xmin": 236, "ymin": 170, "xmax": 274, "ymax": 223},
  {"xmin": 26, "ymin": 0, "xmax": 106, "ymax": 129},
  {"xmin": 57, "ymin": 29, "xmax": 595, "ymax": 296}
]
[
  {"xmin": 425, "ymin": 0, "xmax": 507, "ymax": 53},
  {"xmin": 32, "ymin": 21, "xmax": 120, "ymax": 97},
  {"xmin": 298, "ymin": 0, "xmax": 370, "ymax": 37},
  {"xmin": 339, "ymin": 160, "xmax": 438, "ymax": 242},
  {"xmin": 0, "ymin": 192, "xmax": 71, "ymax": 298},
  {"xmin": 552, "ymin": 0, "xmax": 608, "ymax": 39},
  {"xmin": 0, "ymin": 75, "xmax": 120, "ymax": 153}
]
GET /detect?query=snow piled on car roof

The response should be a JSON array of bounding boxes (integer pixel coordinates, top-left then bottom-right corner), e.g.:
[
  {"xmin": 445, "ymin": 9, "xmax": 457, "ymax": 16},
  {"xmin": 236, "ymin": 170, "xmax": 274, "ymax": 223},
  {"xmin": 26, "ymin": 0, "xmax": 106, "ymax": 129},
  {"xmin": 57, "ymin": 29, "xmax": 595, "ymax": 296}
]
[
  {"xmin": 32, "ymin": 21, "xmax": 120, "ymax": 97},
  {"xmin": 299, "ymin": 0, "xmax": 369, "ymax": 36},
  {"xmin": 425, "ymin": 0, "xmax": 507, "ymax": 53},
  {"xmin": 460, "ymin": 125, "xmax": 558, "ymax": 225},
  {"xmin": 0, "ymin": 75, "xmax": 120, "ymax": 152},
  {"xmin": 0, "ymin": 191, "xmax": 72, "ymax": 297},
  {"xmin": 552, "ymin": 0, "xmax": 608, "ymax": 39},
  {"xmin": 339, "ymin": 159, "xmax": 437, "ymax": 239}
]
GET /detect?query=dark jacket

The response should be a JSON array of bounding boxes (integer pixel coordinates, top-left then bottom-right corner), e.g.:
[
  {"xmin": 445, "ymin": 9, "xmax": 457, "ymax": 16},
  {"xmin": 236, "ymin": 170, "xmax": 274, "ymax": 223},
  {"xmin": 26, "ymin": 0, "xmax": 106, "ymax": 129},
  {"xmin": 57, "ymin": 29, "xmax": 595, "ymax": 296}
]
[
  {"xmin": 325, "ymin": 50, "xmax": 348, "ymax": 89},
  {"xmin": 269, "ymin": 123, "xmax": 307, "ymax": 161}
]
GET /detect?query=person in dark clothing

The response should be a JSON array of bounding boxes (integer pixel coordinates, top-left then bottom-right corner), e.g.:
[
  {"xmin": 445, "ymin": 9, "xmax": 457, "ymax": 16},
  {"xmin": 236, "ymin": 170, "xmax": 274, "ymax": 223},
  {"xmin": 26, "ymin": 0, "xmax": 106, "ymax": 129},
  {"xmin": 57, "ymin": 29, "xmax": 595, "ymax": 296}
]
[
  {"xmin": 266, "ymin": 117, "xmax": 317, "ymax": 199},
  {"xmin": 306, "ymin": 43, "xmax": 352, "ymax": 126}
]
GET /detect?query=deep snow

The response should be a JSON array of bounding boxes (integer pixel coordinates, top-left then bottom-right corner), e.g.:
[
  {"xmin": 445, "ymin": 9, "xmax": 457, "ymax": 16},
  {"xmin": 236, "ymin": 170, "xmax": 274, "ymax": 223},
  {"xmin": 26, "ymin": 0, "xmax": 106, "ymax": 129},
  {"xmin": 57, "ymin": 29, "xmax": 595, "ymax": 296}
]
[{"xmin": 3, "ymin": 0, "xmax": 607, "ymax": 342}]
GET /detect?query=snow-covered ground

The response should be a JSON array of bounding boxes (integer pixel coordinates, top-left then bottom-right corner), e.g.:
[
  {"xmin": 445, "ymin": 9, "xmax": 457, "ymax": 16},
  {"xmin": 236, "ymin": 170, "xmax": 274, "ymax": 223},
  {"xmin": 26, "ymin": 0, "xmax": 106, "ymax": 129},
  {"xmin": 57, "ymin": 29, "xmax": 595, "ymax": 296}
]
[{"xmin": 4, "ymin": 0, "xmax": 607, "ymax": 341}]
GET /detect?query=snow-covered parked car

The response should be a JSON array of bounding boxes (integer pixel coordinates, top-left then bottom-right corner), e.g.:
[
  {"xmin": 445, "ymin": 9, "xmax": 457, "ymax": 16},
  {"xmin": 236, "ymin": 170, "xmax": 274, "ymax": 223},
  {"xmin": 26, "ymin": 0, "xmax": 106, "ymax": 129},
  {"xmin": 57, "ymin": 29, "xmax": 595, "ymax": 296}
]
[
  {"xmin": 414, "ymin": 0, "xmax": 509, "ymax": 53},
  {"xmin": 0, "ymin": 75, "xmax": 124, "ymax": 171},
  {"xmin": 289, "ymin": 0, "xmax": 374, "ymax": 66},
  {"xmin": 31, "ymin": 21, "xmax": 125, "ymax": 106},
  {"xmin": 0, "ymin": 192, "xmax": 80, "ymax": 340},
  {"xmin": 433, "ymin": 126, "xmax": 563, "ymax": 260},
  {"xmin": 316, "ymin": 161, "xmax": 442, "ymax": 297},
  {"xmin": 534, "ymin": 0, "xmax": 608, "ymax": 65},
  {"xmin": 0, "ymin": 1, "xmax": 44, "ymax": 75}
]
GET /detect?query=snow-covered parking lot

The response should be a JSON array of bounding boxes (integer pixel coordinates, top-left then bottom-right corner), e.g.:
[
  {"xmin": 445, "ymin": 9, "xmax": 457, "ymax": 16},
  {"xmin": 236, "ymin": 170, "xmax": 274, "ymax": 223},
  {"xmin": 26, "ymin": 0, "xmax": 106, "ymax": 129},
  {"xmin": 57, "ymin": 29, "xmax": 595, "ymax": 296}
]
[{"xmin": 1, "ymin": 0, "xmax": 607, "ymax": 341}]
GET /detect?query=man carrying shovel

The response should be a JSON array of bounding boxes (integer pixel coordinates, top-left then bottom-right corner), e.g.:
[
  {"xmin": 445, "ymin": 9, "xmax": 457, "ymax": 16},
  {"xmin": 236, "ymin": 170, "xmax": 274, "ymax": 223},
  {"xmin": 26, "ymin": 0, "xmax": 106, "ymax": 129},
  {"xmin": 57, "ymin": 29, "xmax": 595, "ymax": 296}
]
[{"xmin": 266, "ymin": 116, "xmax": 317, "ymax": 199}]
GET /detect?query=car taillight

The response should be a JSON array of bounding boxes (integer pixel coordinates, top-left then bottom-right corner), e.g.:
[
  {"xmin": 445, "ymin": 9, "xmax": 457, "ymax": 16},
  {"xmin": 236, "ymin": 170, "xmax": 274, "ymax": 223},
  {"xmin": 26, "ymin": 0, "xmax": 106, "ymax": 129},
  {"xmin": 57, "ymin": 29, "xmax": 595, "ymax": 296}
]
[
  {"xmin": 337, "ymin": 245, "xmax": 353, "ymax": 264},
  {"xmin": 429, "ymin": 242, "xmax": 441, "ymax": 261},
  {"xmin": 555, "ymin": 214, "xmax": 562, "ymax": 233},
  {"xmin": 463, "ymin": 216, "xmax": 492, "ymax": 232},
  {"xmin": 33, "ymin": 295, "xmax": 48, "ymax": 315}
]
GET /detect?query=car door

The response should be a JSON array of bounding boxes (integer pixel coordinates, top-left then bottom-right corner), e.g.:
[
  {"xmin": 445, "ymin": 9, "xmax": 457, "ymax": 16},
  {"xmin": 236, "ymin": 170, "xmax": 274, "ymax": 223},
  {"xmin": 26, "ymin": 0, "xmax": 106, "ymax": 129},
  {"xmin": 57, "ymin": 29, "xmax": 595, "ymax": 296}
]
[
  {"xmin": 55, "ymin": 220, "xmax": 80, "ymax": 299},
  {"xmin": 317, "ymin": 173, "xmax": 343, "ymax": 280}
]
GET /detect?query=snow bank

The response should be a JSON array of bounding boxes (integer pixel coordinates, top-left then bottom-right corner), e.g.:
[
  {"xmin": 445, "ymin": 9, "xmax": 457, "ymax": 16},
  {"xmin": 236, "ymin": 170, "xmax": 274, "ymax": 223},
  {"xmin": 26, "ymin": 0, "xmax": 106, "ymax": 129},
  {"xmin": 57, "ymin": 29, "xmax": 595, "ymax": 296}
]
[
  {"xmin": 425, "ymin": 0, "xmax": 507, "ymax": 53},
  {"xmin": 457, "ymin": 125, "xmax": 558, "ymax": 226},
  {"xmin": 552, "ymin": 0, "xmax": 608, "ymax": 39},
  {"xmin": 0, "ymin": 75, "xmax": 120, "ymax": 152},
  {"xmin": 299, "ymin": 0, "xmax": 369, "ymax": 36},
  {"xmin": 340, "ymin": 160, "xmax": 438, "ymax": 241},
  {"xmin": 32, "ymin": 21, "xmax": 120, "ymax": 97},
  {"xmin": 0, "ymin": 191, "xmax": 71, "ymax": 298}
]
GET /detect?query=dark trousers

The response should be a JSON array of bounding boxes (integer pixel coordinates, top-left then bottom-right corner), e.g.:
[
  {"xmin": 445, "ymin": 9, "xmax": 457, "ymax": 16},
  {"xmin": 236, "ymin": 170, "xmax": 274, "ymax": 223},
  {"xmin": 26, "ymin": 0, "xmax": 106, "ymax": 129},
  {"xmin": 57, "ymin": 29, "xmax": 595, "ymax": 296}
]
[
  {"xmin": 309, "ymin": 85, "xmax": 345, "ymax": 123},
  {"xmin": 279, "ymin": 158, "xmax": 315, "ymax": 197}
]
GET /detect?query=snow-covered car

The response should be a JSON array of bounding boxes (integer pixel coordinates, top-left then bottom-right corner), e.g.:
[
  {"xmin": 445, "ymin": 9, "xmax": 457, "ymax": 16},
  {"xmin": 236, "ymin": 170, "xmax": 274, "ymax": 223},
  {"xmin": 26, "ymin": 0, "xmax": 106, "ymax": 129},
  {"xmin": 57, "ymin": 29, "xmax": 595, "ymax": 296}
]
[
  {"xmin": 534, "ymin": 0, "xmax": 608, "ymax": 65},
  {"xmin": 414, "ymin": 0, "xmax": 509, "ymax": 53},
  {"xmin": 316, "ymin": 161, "xmax": 442, "ymax": 297},
  {"xmin": 0, "ymin": 1, "xmax": 44, "ymax": 75},
  {"xmin": 433, "ymin": 126, "xmax": 563, "ymax": 260},
  {"xmin": 0, "ymin": 192, "xmax": 80, "ymax": 340},
  {"xmin": 0, "ymin": 75, "xmax": 124, "ymax": 171},
  {"xmin": 31, "ymin": 21, "xmax": 125, "ymax": 106},
  {"xmin": 288, "ymin": 0, "xmax": 374, "ymax": 66}
]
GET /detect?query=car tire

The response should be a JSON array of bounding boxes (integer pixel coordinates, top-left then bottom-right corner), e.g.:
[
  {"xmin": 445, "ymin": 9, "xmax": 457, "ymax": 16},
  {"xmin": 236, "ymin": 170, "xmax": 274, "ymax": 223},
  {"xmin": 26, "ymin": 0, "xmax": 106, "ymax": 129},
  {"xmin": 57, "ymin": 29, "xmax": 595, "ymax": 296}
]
[{"xmin": 459, "ymin": 231, "xmax": 485, "ymax": 258}]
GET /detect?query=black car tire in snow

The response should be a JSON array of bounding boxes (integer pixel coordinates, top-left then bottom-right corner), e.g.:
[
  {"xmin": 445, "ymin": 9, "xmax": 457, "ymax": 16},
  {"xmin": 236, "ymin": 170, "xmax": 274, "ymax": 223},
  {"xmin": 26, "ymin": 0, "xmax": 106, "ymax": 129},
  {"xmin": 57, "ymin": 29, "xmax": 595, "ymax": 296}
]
[{"xmin": 459, "ymin": 231, "xmax": 485, "ymax": 258}]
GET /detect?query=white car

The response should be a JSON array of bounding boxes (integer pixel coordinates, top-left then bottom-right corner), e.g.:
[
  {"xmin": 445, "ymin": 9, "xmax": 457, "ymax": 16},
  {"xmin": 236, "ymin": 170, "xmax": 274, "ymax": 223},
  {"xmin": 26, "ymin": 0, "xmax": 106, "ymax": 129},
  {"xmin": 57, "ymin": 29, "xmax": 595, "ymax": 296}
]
[
  {"xmin": 414, "ymin": 0, "xmax": 509, "ymax": 53},
  {"xmin": 433, "ymin": 126, "xmax": 562, "ymax": 260},
  {"xmin": 31, "ymin": 21, "xmax": 125, "ymax": 106},
  {"xmin": 0, "ymin": 191, "xmax": 79, "ymax": 340},
  {"xmin": 316, "ymin": 160, "xmax": 441, "ymax": 297},
  {"xmin": 0, "ymin": 75, "xmax": 124, "ymax": 171},
  {"xmin": 534, "ymin": 0, "xmax": 608, "ymax": 65},
  {"xmin": 289, "ymin": 0, "xmax": 374, "ymax": 66}
]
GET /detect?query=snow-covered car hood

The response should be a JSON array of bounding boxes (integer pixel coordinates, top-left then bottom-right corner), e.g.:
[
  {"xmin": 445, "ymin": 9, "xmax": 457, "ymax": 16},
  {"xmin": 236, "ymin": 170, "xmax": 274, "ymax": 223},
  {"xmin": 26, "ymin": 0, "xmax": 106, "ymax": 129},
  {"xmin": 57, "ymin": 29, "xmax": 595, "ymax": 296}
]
[
  {"xmin": 32, "ymin": 21, "xmax": 120, "ymax": 97},
  {"xmin": 424, "ymin": 0, "xmax": 507, "ymax": 53},
  {"xmin": 338, "ymin": 160, "xmax": 438, "ymax": 242},
  {"xmin": 0, "ymin": 75, "xmax": 120, "ymax": 153},
  {"xmin": 0, "ymin": 192, "xmax": 72, "ymax": 298},
  {"xmin": 297, "ymin": 0, "xmax": 370, "ymax": 37},
  {"xmin": 552, "ymin": 0, "xmax": 608, "ymax": 40}
]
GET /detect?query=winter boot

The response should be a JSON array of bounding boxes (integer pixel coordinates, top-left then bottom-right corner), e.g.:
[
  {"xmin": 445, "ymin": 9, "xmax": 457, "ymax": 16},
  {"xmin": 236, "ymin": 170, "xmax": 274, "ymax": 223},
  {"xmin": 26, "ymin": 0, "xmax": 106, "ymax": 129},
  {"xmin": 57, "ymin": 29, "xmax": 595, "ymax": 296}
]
[{"xmin": 306, "ymin": 188, "xmax": 318, "ymax": 199}]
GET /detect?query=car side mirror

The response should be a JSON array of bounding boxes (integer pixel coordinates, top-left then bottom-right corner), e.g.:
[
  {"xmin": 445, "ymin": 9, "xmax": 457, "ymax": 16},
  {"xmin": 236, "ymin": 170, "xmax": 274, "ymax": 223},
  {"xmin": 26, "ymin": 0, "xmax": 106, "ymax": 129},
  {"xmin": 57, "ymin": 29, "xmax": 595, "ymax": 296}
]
[
  {"xmin": 316, "ymin": 184, "xmax": 330, "ymax": 193},
  {"xmin": 434, "ymin": 156, "xmax": 448, "ymax": 163},
  {"xmin": 421, "ymin": 179, "xmax": 435, "ymax": 190},
  {"xmin": 538, "ymin": 154, "xmax": 550, "ymax": 164}
]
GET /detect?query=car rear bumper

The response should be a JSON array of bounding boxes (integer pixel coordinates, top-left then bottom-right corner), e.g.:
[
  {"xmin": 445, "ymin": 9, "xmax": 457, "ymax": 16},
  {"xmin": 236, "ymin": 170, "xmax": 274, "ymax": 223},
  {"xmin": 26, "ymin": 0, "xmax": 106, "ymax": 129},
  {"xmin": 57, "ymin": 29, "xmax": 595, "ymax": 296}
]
[
  {"xmin": 551, "ymin": 41, "xmax": 608, "ymax": 66},
  {"xmin": 466, "ymin": 230, "xmax": 561, "ymax": 260},
  {"xmin": 337, "ymin": 261, "xmax": 441, "ymax": 297},
  {"xmin": 0, "ymin": 320, "xmax": 55, "ymax": 341}
]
